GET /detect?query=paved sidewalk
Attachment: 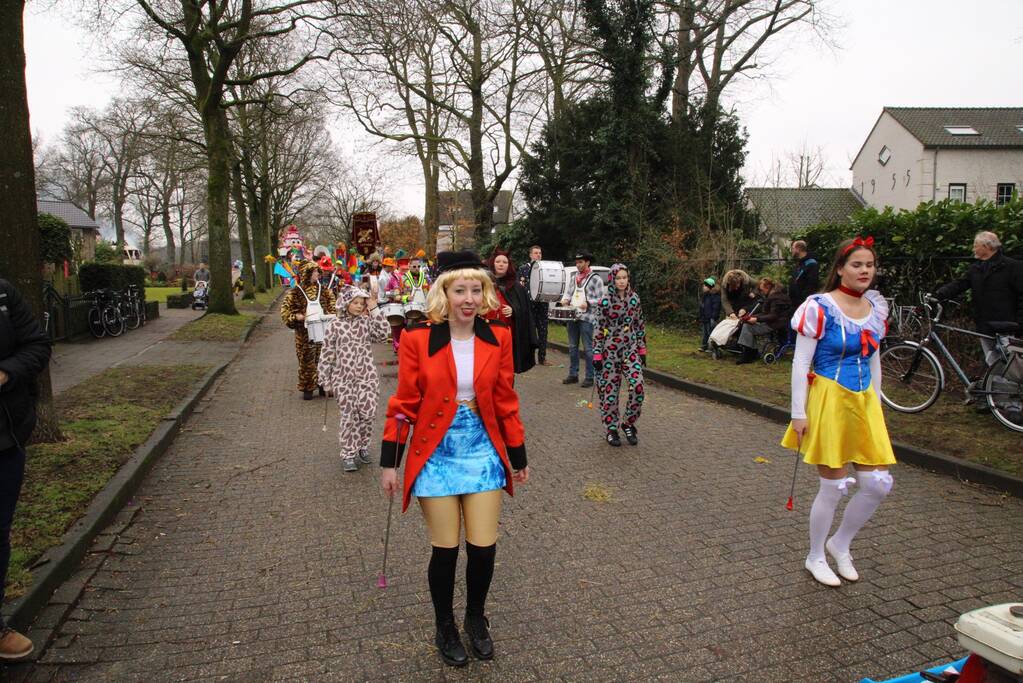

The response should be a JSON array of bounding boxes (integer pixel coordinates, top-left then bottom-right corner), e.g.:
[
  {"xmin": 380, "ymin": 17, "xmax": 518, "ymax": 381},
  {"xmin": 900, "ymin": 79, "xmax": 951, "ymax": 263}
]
[
  {"xmin": 8, "ymin": 313, "xmax": 1023, "ymax": 682},
  {"xmin": 51, "ymin": 307, "xmax": 239, "ymax": 396}
]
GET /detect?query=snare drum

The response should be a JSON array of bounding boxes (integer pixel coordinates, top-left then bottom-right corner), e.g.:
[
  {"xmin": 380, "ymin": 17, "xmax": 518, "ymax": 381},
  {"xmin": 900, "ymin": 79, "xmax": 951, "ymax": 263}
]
[
  {"xmin": 549, "ymin": 306, "xmax": 577, "ymax": 321},
  {"xmin": 304, "ymin": 313, "xmax": 336, "ymax": 344},
  {"xmin": 404, "ymin": 301, "xmax": 427, "ymax": 320},
  {"xmin": 529, "ymin": 260, "xmax": 567, "ymax": 303},
  {"xmin": 381, "ymin": 302, "xmax": 406, "ymax": 326}
]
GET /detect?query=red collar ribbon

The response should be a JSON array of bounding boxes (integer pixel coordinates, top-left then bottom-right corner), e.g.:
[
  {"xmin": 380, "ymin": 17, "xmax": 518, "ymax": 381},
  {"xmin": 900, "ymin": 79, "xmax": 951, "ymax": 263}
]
[
  {"xmin": 860, "ymin": 329, "xmax": 879, "ymax": 357},
  {"xmin": 842, "ymin": 235, "xmax": 874, "ymax": 257},
  {"xmin": 837, "ymin": 284, "xmax": 864, "ymax": 298}
]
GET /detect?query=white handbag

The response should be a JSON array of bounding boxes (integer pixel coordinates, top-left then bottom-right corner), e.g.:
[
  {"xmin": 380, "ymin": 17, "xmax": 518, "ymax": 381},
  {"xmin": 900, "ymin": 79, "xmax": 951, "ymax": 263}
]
[{"xmin": 709, "ymin": 317, "xmax": 739, "ymax": 347}]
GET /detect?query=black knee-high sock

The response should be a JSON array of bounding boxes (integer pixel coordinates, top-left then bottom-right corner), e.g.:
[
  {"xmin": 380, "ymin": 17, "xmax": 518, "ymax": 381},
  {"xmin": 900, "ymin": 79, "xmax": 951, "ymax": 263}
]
[
  {"xmin": 428, "ymin": 546, "xmax": 459, "ymax": 625},
  {"xmin": 465, "ymin": 541, "xmax": 497, "ymax": 616}
]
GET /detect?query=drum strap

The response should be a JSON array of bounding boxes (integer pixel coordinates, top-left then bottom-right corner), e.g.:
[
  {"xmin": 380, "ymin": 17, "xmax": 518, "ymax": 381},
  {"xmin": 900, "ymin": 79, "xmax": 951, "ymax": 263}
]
[{"xmin": 300, "ymin": 283, "xmax": 322, "ymax": 304}]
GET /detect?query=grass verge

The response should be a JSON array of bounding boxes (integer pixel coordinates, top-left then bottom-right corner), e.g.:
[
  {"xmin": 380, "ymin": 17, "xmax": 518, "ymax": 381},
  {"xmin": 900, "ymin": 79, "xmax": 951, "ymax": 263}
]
[
  {"xmin": 144, "ymin": 286, "xmax": 183, "ymax": 304},
  {"xmin": 549, "ymin": 323, "xmax": 1023, "ymax": 476},
  {"xmin": 236, "ymin": 286, "xmax": 283, "ymax": 313},
  {"xmin": 169, "ymin": 313, "xmax": 257, "ymax": 342},
  {"xmin": 5, "ymin": 364, "xmax": 210, "ymax": 602}
]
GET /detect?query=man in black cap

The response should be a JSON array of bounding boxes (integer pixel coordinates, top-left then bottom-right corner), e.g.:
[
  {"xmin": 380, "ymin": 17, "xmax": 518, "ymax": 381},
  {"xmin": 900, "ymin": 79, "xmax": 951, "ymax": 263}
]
[
  {"xmin": 560, "ymin": 251, "xmax": 604, "ymax": 388},
  {"xmin": 0, "ymin": 279, "xmax": 51, "ymax": 661}
]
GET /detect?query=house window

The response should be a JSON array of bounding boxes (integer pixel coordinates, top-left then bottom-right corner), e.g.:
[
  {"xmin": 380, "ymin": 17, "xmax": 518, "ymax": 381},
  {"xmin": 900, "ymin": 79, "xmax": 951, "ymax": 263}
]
[
  {"xmin": 944, "ymin": 126, "xmax": 980, "ymax": 136},
  {"xmin": 996, "ymin": 183, "xmax": 1015, "ymax": 205},
  {"xmin": 948, "ymin": 183, "xmax": 967, "ymax": 202},
  {"xmin": 877, "ymin": 145, "xmax": 891, "ymax": 166}
]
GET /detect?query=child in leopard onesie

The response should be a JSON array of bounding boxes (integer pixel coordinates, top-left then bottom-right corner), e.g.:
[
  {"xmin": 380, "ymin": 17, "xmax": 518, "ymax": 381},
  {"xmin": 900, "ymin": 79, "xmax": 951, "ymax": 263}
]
[
  {"xmin": 592, "ymin": 263, "xmax": 647, "ymax": 447},
  {"xmin": 317, "ymin": 285, "xmax": 392, "ymax": 471},
  {"xmin": 281, "ymin": 261, "xmax": 337, "ymax": 400}
]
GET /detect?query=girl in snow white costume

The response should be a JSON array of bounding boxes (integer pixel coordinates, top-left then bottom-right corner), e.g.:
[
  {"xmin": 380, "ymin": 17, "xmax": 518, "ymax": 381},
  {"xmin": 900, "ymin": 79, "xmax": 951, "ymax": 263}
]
[
  {"xmin": 781, "ymin": 237, "xmax": 896, "ymax": 587},
  {"xmin": 379, "ymin": 250, "xmax": 530, "ymax": 667}
]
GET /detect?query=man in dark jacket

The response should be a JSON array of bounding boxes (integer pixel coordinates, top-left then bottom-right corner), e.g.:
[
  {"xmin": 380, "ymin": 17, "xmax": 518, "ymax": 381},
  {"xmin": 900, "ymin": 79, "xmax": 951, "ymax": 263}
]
[
  {"xmin": 788, "ymin": 240, "xmax": 819, "ymax": 309},
  {"xmin": 0, "ymin": 279, "xmax": 51, "ymax": 661},
  {"xmin": 936, "ymin": 231, "xmax": 1023, "ymax": 366}
]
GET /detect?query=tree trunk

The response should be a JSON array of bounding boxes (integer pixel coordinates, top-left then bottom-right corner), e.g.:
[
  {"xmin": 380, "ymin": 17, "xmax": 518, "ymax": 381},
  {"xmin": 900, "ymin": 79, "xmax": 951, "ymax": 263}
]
[
  {"xmin": 232, "ymin": 161, "xmax": 255, "ymax": 300},
  {"xmin": 241, "ymin": 151, "xmax": 268, "ymax": 292},
  {"xmin": 161, "ymin": 204, "xmax": 175, "ymax": 266},
  {"xmin": 672, "ymin": 0, "xmax": 695, "ymax": 123},
  {"xmin": 468, "ymin": 26, "xmax": 491, "ymax": 241},
  {"xmin": 0, "ymin": 0, "xmax": 60, "ymax": 442},
  {"xmin": 422, "ymin": 146, "xmax": 441, "ymax": 255},
  {"xmin": 202, "ymin": 108, "xmax": 239, "ymax": 315},
  {"xmin": 112, "ymin": 177, "xmax": 126, "ymax": 252}
]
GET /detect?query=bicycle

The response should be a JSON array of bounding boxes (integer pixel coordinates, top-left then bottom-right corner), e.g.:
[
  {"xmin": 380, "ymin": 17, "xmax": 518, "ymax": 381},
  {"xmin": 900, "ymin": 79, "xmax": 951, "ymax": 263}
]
[
  {"xmin": 879, "ymin": 293, "xmax": 1023, "ymax": 432},
  {"xmin": 121, "ymin": 284, "xmax": 146, "ymax": 330},
  {"xmin": 84, "ymin": 289, "xmax": 125, "ymax": 338}
]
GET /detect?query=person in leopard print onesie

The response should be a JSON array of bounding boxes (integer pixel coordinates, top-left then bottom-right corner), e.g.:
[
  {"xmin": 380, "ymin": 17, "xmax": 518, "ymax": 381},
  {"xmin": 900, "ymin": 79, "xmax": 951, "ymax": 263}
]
[
  {"xmin": 281, "ymin": 261, "xmax": 337, "ymax": 400},
  {"xmin": 592, "ymin": 263, "xmax": 647, "ymax": 447},
  {"xmin": 317, "ymin": 286, "xmax": 391, "ymax": 471}
]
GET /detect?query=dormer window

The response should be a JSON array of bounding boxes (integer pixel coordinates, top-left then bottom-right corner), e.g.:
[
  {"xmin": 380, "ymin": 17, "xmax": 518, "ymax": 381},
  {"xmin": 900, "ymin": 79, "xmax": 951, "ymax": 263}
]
[
  {"xmin": 877, "ymin": 145, "xmax": 891, "ymax": 166},
  {"xmin": 944, "ymin": 126, "xmax": 980, "ymax": 135}
]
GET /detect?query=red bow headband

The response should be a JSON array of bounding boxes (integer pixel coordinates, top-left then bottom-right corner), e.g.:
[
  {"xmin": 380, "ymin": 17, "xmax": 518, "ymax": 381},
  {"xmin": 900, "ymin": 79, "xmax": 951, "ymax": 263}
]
[{"xmin": 841, "ymin": 235, "xmax": 874, "ymax": 257}]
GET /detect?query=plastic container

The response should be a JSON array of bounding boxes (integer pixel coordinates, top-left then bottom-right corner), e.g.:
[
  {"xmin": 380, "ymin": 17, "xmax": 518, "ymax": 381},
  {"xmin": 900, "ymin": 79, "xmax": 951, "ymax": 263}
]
[
  {"xmin": 955, "ymin": 603, "xmax": 1023, "ymax": 675},
  {"xmin": 858, "ymin": 656, "xmax": 968, "ymax": 683}
]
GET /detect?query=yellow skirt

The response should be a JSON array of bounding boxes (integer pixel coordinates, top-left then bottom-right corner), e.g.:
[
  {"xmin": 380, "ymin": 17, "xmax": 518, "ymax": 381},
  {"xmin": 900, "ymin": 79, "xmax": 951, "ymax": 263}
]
[{"xmin": 781, "ymin": 376, "xmax": 896, "ymax": 469}]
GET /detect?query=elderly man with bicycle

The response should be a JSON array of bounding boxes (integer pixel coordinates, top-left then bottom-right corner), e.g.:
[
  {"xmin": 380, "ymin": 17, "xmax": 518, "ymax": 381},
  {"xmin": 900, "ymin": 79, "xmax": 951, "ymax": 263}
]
[{"xmin": 935, "ymin": 231, "xmax": 1023, "ymax": 366}]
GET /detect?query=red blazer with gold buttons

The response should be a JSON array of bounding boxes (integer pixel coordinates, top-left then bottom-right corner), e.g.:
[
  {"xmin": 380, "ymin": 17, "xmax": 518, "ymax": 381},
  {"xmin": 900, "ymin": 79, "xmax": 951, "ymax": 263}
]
[{"xmin": 380, "ymin": 317, "xmax": 527, "ymax": 512}]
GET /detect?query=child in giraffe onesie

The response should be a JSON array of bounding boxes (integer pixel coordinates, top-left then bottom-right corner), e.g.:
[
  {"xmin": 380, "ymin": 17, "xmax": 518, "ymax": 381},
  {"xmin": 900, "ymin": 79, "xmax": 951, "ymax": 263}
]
[
  {"xmin": 281, "ymin": 261, "xmax": 337, "ymax": 400},
  {"xmin": 317, "ymin": 286, "xmax": 392, "ymax": 472},
  {"xmin": 592, "ymin": 263, "xmax": 647, "ymax": 448}
]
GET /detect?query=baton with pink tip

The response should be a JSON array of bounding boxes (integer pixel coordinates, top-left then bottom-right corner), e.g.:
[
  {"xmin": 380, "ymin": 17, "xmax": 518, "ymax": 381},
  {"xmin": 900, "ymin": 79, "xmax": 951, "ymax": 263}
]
[
  {"xmin": 786, "ymin": 437, "xmax": 803, "ymax": 511},
  {"xmin": 378, "ymin": 413, "xmax": 409, "ymax": 589}
]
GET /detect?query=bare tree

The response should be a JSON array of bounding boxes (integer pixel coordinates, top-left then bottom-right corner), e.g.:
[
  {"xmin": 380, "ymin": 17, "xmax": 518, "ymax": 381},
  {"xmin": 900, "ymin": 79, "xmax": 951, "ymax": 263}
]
[
  {"xmin": 79, "ymin": 0, "xmax": 343, "ymax": 314},
  {"xmin": 788, "ymin": 143, "xmax": 826, "ymax": 188},
  {"xmin": 663, "ymin": 0, "xmax": 833, "ymax": 121},
  {"xmin": 38, "ymin": 118, "xmax": 110, "ymax": 220},
  {"xmin": 521, "ymin": 0, "xmax": 600, "ymax": 120}
]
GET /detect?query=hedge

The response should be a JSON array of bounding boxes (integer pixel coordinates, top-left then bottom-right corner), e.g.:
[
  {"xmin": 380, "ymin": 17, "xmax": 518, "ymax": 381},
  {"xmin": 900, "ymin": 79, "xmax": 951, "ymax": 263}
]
[
  {"xmin": 795, "ymin": 198, "xmax": 1023, "ymax": 305},
  {"xmin": 166, "ymin": 293, "xmax": 193, "ymax": 309},
  {"xmin": 78, "ymin": 263, "xmax": 147, "ymax": 295}
]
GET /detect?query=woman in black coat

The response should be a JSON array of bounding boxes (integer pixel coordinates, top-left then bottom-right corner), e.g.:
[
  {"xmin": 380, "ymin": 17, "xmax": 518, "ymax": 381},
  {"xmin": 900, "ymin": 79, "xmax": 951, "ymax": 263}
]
[{"xmin": 486, "ymin": 250, "xmax": 537, "ymax": 373}]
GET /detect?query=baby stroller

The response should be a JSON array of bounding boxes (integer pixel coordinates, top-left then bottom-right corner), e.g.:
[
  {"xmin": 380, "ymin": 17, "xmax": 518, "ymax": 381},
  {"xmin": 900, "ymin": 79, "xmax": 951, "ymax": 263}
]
[{"xmin": 191, "ymin": 280, "xmax": 210, "ymax": 310}]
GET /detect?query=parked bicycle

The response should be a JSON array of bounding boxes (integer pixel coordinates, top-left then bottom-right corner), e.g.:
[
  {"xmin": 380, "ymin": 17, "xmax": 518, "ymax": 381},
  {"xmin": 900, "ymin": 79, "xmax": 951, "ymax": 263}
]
[
  {"xmin": 879, "ymin": 293, "xmax": 1023, "ymax": 432},
  {"xmin": 121, "ymin": 284, "xmax": 147, "ymax": 330},
  {"xmin": 84, "ymin": 289, "xmax": 125, "ymax": 338}
]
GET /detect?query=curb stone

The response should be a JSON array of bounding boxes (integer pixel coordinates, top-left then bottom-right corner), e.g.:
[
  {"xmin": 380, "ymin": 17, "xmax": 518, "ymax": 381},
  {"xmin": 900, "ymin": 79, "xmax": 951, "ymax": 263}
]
[{"xmin": 547, "ymin": 341, "xmax": 1023, "ymax": 498}]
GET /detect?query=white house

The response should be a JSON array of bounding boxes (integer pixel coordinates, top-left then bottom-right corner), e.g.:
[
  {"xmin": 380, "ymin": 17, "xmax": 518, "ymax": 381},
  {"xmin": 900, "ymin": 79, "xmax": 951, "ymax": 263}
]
[{"xmin": 851, "ymin": 107, "xmax": 1023, "ymax": 211}]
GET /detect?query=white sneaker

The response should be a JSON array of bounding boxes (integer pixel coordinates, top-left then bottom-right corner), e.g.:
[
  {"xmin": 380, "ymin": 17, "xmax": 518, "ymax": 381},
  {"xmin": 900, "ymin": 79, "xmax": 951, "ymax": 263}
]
[
  {"xmin": 826, "ymin": 538, "xmax": 859, "ymax": 582},
  {"xmin": 804, "ymin": 557, "xmax": 841, "ymax": 587}
]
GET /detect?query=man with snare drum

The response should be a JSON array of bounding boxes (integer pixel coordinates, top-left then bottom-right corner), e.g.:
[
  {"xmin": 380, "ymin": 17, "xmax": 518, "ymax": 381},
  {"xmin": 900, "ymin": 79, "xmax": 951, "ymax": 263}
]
[{"xmin": 561, "ymin": 251, "xmax": 605, "ymax": 388}]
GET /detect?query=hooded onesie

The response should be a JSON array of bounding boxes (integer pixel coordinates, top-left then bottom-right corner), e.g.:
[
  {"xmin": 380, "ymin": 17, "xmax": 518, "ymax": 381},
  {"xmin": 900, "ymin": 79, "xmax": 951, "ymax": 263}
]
[{"xmin": 317, "ymin": 286, "xmax": 392, "ymax": 455}]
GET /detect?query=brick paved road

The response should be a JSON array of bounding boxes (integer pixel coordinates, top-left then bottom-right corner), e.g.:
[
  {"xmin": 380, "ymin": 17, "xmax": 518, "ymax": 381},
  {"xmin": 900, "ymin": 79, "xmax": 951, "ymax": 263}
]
[{"xmin": 8, "ymin": 312, "xmax": 1023, "ymax": 682}]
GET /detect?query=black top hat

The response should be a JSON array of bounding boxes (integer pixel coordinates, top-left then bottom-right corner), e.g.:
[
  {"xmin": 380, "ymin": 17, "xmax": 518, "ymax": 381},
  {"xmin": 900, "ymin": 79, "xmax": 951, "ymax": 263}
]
[
  {"xmin": 436, "ymin": 250, "xmax": 485, "ymax": 274},
  {"xmin": 574, "ymin": 251, "xmax": 594, "ymax": 262}
]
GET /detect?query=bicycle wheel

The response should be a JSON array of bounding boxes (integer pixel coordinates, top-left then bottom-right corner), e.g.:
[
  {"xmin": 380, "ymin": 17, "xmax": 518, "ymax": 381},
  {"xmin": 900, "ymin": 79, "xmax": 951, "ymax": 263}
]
[
  {"xmin": 87, "ymin": 307, "xmax": 105, "ymax": 338},
  {"xmin": 984, "ymin": 357, "xmax": 1023, "ymax": 433},
  {"xmin": 879, "ymin": 342, "xmax": 943, "ymax": 413},
  {"xmin": 138, "ymin": 299, "xmax": 147, "ymax": 326},
  {"xmin": 124, "ymin": 300, "xmax": 141, "ymax": 330},
  {"xmin": 103, "ymin": 305, "xmax": 125, "ymax": 337}
]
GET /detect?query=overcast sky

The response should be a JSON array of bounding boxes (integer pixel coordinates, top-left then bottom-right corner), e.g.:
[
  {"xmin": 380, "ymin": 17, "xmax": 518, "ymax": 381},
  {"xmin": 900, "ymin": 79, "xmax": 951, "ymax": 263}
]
[{"xmin": 23, "ymin": 0, "xmax": 1023, "ymax": 217}]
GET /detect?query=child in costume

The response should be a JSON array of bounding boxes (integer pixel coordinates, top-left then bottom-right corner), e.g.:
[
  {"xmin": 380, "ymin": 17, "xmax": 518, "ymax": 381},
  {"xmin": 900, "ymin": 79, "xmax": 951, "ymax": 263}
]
[
  {"xmin": 592, "ymin": 264, "xmax": 647, "ymax": 447},
  {"xmin": 380, "ymin": 250, "xmax": 529, "ymax": 668},
  {"xmin": 280, "ymin": 261, "xmax": 337, "ymax": 400},
  {"xmin": 781, "ymin": 236, "xmax": 895, "ymax": 587},
  {"xmin": 317, "ymin": 286, "xmax": 391, "ymax": 472}
]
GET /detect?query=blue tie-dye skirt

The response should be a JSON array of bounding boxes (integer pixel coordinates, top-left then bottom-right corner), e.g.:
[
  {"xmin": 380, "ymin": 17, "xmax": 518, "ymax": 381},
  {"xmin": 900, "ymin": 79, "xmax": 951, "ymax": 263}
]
[{"xmin": 411, "ymin": 404, "xmax": 507, "ymax": 498}]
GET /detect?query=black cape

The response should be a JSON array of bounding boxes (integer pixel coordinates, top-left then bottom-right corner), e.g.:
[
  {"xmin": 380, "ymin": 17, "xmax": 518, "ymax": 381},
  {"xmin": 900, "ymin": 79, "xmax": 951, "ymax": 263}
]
[{"xmin": 499, "ymin": 281, "xmax": 538, "ymax": 373}]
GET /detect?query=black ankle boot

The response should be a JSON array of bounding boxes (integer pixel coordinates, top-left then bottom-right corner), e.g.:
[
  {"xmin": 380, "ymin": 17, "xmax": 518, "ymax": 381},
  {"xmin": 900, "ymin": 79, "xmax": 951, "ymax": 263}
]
[
  {"xmin": 318, "ymin": 385, "xmax": 326, "ymax": 397},
  {"xmin": 434, "ymin": 619, "xmax": 469, "ymax": 667},
  {"xmin": 302, "ymin": 390, "xmax": 314, "ymax": 400},
  {"xmin": 463, "ymin": 611, "xmax": 494, "ymax": 660}
]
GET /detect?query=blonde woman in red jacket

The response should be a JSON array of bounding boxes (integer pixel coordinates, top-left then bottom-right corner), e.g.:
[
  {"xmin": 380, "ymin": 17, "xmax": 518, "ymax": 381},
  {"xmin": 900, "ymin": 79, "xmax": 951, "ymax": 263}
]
[{"xmin": 380, "ymin": 250, "xmax": 530, "ymax": 668}]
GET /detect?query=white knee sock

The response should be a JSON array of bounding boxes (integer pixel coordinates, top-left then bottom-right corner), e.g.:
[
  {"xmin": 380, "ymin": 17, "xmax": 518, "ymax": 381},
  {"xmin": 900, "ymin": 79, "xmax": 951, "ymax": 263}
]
[
  {"xmin": 829, "ymin": 470, "xmax": 893, "ymax": 555},
  {"xmin": 808, "ymin": 477, "xmax": 854, "ymax": 561}
]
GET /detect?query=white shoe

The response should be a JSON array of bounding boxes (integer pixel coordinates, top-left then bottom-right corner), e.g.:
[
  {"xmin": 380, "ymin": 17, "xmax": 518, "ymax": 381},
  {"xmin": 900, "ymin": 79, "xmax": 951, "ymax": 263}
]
[
  {"xmin": 804, "ymin": 557, "xmax": 841, "ymax": 587},
  {"xmin": 826, "ymin": 538, "xmax": 859, "ymax": 582}
]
